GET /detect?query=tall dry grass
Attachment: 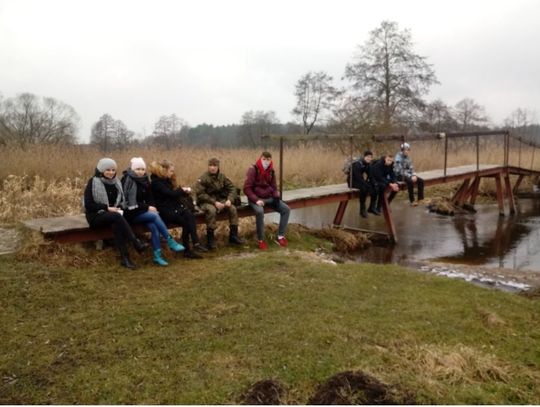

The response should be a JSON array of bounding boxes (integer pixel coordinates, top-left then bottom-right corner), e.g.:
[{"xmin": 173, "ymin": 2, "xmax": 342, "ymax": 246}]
[{"xmin": 0, "ymin": 139, "xmax": 538, "ymax": 224}]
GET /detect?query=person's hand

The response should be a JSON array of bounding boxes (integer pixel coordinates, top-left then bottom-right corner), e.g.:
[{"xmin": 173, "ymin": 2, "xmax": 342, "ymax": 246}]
[
  {"xmin": 224, "ymin": 199, "xmax": 232, "ymax": 207},
  {"xmin": 148, "ymin": 206, "xmax": 158, "ymax": 212},
  {"xmin": 107, "ymin": 206, "xmax": 119, "ymax": 213},
  {"xmin": 182, "ymin": 187, "xmax": 191, "ymax": 193},
  {"xmin": 390, "ymin": 183, "xmax": 400, "ymax": 192},
  {"xmin": 256, "ymin": 200, "xmax": 265, "ymax": 207},
  {"xmin": 215, "ymin": 201, "xmax": 225, "ymax": 210}
]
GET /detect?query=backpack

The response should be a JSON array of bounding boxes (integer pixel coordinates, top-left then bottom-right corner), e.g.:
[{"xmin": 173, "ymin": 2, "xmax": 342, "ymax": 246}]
[{"xmin": 342, "ymin": 157, "xmax": 361, "ymax": 186}]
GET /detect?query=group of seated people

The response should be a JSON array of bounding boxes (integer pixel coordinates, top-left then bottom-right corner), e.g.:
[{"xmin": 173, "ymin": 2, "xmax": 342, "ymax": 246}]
[
  {"xmin": 348, "ymin": 143, "xmax": 424, "ymax": 218},
  {"xmin": 84, "ymin": 151, "xmax": 290, "ymax": 269}
]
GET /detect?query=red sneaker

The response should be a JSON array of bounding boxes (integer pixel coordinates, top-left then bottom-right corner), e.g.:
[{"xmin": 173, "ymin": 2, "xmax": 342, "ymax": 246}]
[
  {"xmin": 277, "ymin": 236, "xmax": 288, "ymax": 247},
  {"xmin": 258, "ymin": 240, "xmax": 268, "ymax": 250}
]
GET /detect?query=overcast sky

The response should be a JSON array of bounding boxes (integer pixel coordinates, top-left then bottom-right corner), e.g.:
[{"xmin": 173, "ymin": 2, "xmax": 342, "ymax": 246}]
[{"xmin": 1, "ymin": 0, "xmax": 539, "ymax": 142}]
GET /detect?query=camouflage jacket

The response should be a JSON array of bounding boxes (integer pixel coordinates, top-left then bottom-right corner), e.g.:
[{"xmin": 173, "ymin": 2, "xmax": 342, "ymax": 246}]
[{"xmin": 194, "ymin": 171, "xmax": 237, "ymax": 205}]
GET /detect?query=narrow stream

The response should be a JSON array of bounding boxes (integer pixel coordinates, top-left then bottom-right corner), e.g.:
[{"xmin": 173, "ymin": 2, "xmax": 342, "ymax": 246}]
[{"xmin": 282, "ymin": 197, "xmax": 540, "ymax": 273}]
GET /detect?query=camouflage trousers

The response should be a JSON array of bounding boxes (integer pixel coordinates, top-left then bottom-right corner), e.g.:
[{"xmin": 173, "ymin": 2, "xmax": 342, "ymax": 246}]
[{"xmin": 199, "ymin": 203, "xmax": 239, "ymax": 230}]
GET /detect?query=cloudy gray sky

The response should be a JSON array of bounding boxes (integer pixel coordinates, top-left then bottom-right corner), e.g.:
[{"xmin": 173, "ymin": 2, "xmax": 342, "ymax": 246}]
[{"xmin": 1, "ymin": 0, "xmax": 539, "ymax": 142}]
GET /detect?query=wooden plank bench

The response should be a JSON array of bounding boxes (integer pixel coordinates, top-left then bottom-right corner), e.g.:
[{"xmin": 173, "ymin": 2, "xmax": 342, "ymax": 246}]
[{"xmin": 23, "ymin": 184, "xmax": 361, "ymax": 244}]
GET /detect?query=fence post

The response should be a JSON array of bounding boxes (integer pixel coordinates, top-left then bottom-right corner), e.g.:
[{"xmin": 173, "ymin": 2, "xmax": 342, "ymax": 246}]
[
  {"xmin": 518, "ymin": 138, "xmax": 522, "ymax": 168},
  {"xmin": 279, "ymin": 136, "xmax": 283, "ymax": 199},
  {"xmin": 476, "ymin": 134, "xmax": 479, "ymax": 171},
  {"xmin": 444, "ymin": 134, "xmax": 448, "ymax": 177}
]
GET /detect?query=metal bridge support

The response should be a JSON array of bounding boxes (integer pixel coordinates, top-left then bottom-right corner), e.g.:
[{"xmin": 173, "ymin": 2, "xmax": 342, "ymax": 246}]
[
  {"xmin": 381, "ymin": 191, "xmax": 397, "ymax": 243},
  {"xmin": 494, "ymin": 174, "xmax": 505, "ymax": 217},
  {"xmin": 503, "ymin": 173, "xmax": 516, "ymax": 215},
  {"xmin": 333, "ymin": 200, "xmax": 349, "ymax": 226}
]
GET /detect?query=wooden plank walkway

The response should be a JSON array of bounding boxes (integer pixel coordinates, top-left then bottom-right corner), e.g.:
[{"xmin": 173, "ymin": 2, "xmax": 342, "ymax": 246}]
[{"xmin": 22, "ymin": 164, "xmax": 540, "ymax": 244}]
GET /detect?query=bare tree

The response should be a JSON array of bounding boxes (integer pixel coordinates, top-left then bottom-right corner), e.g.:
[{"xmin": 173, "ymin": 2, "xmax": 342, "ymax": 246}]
[
  {"xmin": 151, "ymin": 114, "xmax": 188, "ymax": 149},
  {"xmin": 0, "ymin": 92, "xmax": 79, "ymax": 146},
  {"xmin": 419, "ymin": 99, "xmax": 458, "ymax": 132},
  {"xmin": 239, "ymin": 110, "xmax": 280, "ymax": 146},
  {"xmin": 90, "ymin": 114, "xmax": 134, "ymax": 152},
  {"xmin": 345, "ymin": 20, "xmax": 438, "ymax": 132},
  {"xmin": 292, "ymin": 71, "xmax": 341, "ymax": 135},
  {"xmin": 454, "ymin": 98, "xmax": 488, "ymax": 131}
]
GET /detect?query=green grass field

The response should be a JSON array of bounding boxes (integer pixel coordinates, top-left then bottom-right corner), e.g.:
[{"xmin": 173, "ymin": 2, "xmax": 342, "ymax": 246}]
[{"xmin": 1, "ymin": 241, "xmax": 539, "ymax": 404}]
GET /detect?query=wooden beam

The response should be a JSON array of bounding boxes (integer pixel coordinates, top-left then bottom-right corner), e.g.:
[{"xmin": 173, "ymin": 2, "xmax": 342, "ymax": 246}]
[
  {"xmin": 512, "ymin": 174, "xmax": 525, "ymax": 194},
  {"xmin": 469, "ymin": 177, "xmax": 481, "ymax": 206},
  {"xmin": 494, "ymin": 174, "xmax": 505, "ymax": 216},
  {"xmin": 333, "ymin": 201, "xmax": 349, "ymax": 226},
  {"xmin": 381, "ymin": 190, "xmax": 397, "ymax": 243},
  {"xmin": 504, "ymin": 173, "xmax": 516, "ymax": 215},
  {"xmin": 451, "ymin": 178, "xmax": 470, "ymax": 205}
]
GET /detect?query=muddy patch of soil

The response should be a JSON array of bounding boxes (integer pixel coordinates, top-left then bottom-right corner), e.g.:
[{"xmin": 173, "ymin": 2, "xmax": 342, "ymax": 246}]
[
  {"xmin": 239, "ymin": 379, "xmax": 287, "ymax": 405},
  {"xmin": 308, "ymin": 370, "xmax": 415, "ymax": 405}
]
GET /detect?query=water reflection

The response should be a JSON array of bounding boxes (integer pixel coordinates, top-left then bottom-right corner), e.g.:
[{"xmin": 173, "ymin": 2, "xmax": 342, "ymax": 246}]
[{"xmin": 283, "ymin": 197, "xmax": 540, "ymax": 272}]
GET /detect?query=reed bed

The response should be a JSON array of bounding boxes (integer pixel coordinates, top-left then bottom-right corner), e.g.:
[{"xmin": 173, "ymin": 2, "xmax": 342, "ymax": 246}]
[{"xmin": 0, "ymin": 140, "xmax": 538, "ymax": 224}]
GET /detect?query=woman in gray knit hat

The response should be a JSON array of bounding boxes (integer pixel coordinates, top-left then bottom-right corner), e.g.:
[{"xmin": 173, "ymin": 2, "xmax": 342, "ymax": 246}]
[{"xmin": 83, "ymin": 157, "xmax": 149, "ymax": 269}]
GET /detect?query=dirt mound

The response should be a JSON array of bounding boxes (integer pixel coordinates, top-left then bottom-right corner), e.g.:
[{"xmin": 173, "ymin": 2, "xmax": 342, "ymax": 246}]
[
  {"xmin": 239, "ymin": 379, "xmax": 287, "ymax": 405},
  {"xmin": 308, "ymin": 370, "xmax": 414, "ymax": 405}
]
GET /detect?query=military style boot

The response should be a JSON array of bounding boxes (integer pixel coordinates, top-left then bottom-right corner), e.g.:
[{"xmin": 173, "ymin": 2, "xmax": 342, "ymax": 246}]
[
  {"xmin": 206, "ymin": 228, "xmax": 217, "ymax": 250},
  {"xmin": 229, "ymin": 225, "xmax": 245, "ymax": 245}
]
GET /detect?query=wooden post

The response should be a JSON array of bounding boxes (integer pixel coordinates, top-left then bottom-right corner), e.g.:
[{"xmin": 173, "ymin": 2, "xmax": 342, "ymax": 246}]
[
  {"xmin": 333, "ymin": 201, "xmax": 349, "ymax": 226},
  {"xmin": 451, "ymin": 178, "xmax": 470, "ymax": 205},
  {"xmin": 476, "ymin": 134, "xmax": 479, "ymax": 171},
  {"xmin": 513, "ymin": 174, "xmax": 525, "ymax": 195},
  {"xmin": 503, "ymin": 173, "xmax": 516, "ymax": 215},
  {"xmin": 381, "ymin": 190, "xmax": 397, "ymax": 243},
  {"xmin": 494, "ymin": 174, "xmax": 505, "ymax": 217},
  {"xmin": 279, "ymin": 136, "xmax": 284, "ymax": 199},
  {"xmin": 469, "ymin": 177, "xmax": 481, "ymax": 206},
  {"xmin": 444, "ymin": 134, "xmax": 448, "ymax": 177}
]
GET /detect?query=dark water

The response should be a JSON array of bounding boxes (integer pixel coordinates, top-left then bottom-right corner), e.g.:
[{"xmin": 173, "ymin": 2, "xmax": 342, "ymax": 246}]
[{"xmin": 280, "ymin": 197, "xmax": 540, "ymax": 272}]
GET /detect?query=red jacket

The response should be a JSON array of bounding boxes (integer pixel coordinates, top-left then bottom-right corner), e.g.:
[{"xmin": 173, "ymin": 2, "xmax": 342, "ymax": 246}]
[{"xmin": 243, "ymin": 161, "xmax": 279, "ymax": 202}]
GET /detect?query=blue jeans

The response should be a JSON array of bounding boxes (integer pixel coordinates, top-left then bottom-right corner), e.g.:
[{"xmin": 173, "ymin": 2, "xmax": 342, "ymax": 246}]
[
  {"xmin": 249, "ymin": 198, "xmax": 290, "ymax": 241},
  {"xmin": 132, "ymin": 211, "xmax": 170, "ymax": 250}
]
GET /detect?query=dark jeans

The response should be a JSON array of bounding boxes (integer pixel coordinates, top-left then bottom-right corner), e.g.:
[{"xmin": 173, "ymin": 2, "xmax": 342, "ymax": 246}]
[
  {"xmin": 131, "ymin": 211, "xmax": 170, "ymax": 251},
  {"xmin": 358, "ymin": 183, "xmax": 376, "ymax": 210},
  {"xmin": 398, "ymin": 175, "xmax": 424, "ymax": 203},
  {"xmin": 372, "ymin": 184, "xmax": 398, "ymax": 210},
  {"xmin": 249, "ymin": 198, "xmax": 290, "ymax": 241},
  {"xmin": 89, "ymin": 211, "xmax": 136, "ymax": 254},
  {"xmin": 160, "ymin": 209, "xmax": 199, "ymax": 248}
]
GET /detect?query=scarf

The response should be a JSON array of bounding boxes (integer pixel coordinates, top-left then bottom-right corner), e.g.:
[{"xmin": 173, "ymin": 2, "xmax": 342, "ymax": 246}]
[
  {"xmin": 92, "ymin": 175, "xmax": 124, "ymax": 208},
  {"xmin": 255, "ymin": 158, "xmax": 274, "ymax": 184},
  {"xmin": 122, "ymin": 169, "xmax": 149, "ymax": 210}
]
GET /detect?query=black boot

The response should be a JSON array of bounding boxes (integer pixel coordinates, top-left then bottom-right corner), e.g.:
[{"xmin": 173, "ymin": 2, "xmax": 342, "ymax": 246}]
[
  {"xmin": 132, "ymin": 238, "xmax": 149, "ymax": 253},
  {"xmin": 119, "ymin": 246, "xmax": 137, "ymax": 269},
  {"xmin": 367, "ymin": 203, "xmax": 380, "ymax": 216},
  {"xmin": 207, "ymin": 228, "xmax": 217, "ymax": 250},
  {"xmin": 184, "ymin": 248, "xmax": 203, "ymax": 259},
  {"xmin": 193, "ymin": 242, "xmax": 208, "ymax": 252},
  {"xmin": 229, "ymin": 225, "xmax": 245, "ymax": 245},
  {"xmin": 360, "ymin": 201, "xmax": 368, "ymax": 218}
]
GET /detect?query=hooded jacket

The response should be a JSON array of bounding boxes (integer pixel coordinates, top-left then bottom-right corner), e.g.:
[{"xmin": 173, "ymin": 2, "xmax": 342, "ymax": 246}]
[{"xmin": 243, "ymin": 159, "xmax": 279, "ymax": 202}]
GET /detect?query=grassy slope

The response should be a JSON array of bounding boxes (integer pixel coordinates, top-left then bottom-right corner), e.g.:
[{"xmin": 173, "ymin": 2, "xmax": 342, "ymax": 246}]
[{"xmin": 1, "ymin": 244, "xmax": 539, "ymax": 404}]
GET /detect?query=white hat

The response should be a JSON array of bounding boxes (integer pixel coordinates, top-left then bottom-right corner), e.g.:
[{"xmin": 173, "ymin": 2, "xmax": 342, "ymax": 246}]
[
  {"xmin": 130, "ymin": 157, "xmax": 146, "ymax": 170},
  {"xmin": 401, "ymin": 142, "xmax": 411, "ymax": 150}
]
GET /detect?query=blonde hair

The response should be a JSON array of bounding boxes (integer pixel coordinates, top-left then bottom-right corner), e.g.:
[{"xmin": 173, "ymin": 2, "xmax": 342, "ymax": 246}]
[{"xmin": 148, "ymin": 159, "xmax": 177, "ymax": 187}]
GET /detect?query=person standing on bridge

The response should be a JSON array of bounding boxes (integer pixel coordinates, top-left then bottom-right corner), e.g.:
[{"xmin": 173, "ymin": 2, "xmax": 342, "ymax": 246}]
[
  {"xmin": 369, "ymin": 154, "xmax": 400, "ymax": 215},
  {"xmin": 83, "ymin": 158, "xmax": 149, "ymax": 269},
  {"xmin": 244, "ymin": 151, "xmax": 290, "ymax": 250},
  {"xmin": 394, "ymin": 142, "xmax": 424, "ymax": 206},
  {"xmin": 194, "ymin": 157, "xmax": 245, "ymax": 250},
  {"xmin": 149, "ymin": 159, "xmax": 208, "ymax": 259},
  {"xmin": 350, "ymin": 150, "xmax": 376, "ymax": 218},
  {"xmin": 121, "ymin": 157, "xmax": 185, "ymax": 267}
]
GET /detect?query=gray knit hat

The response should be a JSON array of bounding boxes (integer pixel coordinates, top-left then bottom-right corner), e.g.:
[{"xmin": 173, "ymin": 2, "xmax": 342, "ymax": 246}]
[{"xmin": 96, "ymin": 158, "xmax": 117, "ymax": 173}]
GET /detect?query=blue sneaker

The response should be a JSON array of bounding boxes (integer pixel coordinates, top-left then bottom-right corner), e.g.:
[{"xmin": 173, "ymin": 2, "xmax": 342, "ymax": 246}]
[
  {"xmin": 167, "ymin": 236, "xmax": 185, "ymax": 252},
  {"xmin": 153, "ymin": 249, "xmax": 169, "ymax": 266}
]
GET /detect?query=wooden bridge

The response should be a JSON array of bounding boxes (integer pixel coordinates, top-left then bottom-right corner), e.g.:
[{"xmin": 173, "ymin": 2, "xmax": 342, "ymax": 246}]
[{"xmin": 23, "ymin": 131, "xmax": 540, "ymax": 244}]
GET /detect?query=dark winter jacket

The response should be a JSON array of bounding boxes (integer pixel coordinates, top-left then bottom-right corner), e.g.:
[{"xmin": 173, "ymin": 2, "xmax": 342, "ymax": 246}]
[
  {"xmin": 121, "ymin": 170, "xmax": 156, "ymax": 221},
  {"xmin": 351, "ymin": 159, "xmax": 371, "ymax": 189},
  {"xmin": 150, "ymin": 174, "xmax": 194, "ymax": 219},
  {"xmin": 83, "ymin": 177, "xmax": 119, "ymax": 225},
  {"xmin": 243, "ymin": 164, "xmax": 279, "ymax": 203},
  {"xmin": 369, "ymin": 158, "xmax": 396, "ymax": 189},
  {"xmin": 194, "ymin": 171, "xmax": 237, "ymax": 205}
]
